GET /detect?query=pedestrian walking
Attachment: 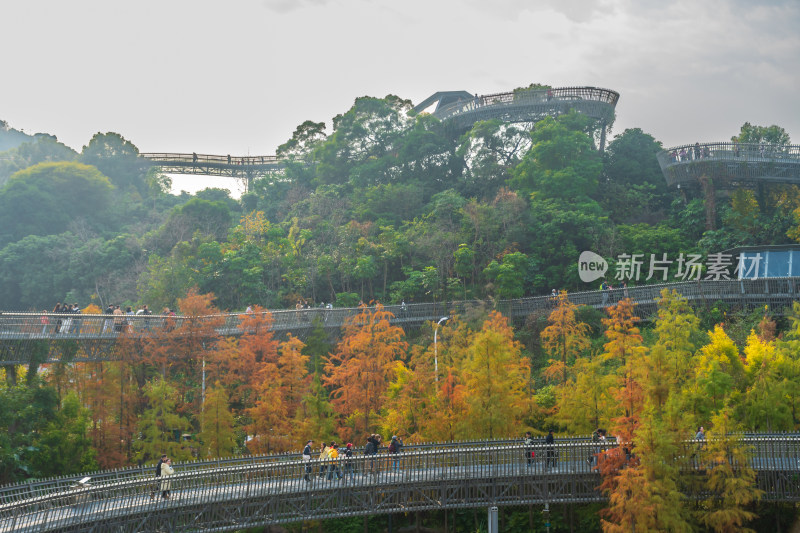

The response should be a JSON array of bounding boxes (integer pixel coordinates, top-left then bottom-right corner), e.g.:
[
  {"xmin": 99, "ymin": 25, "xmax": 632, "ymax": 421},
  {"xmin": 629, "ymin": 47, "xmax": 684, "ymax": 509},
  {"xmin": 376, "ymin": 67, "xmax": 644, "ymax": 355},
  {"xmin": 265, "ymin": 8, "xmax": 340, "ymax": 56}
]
[
  {"xmin": 150, "ymin": 454, "xmax": 166, "ymax": 500},
  {"xmin": 160, "ymin": 457, "xmax": 174, "ymax": 500}
]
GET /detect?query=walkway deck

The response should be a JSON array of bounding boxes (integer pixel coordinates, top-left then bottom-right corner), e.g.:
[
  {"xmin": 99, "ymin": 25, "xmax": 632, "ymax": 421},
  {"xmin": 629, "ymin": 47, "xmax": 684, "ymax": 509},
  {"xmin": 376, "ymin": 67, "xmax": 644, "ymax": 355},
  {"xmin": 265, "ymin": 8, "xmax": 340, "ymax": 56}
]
[
  {"xmin": 0, "ymin": 435, "xmax": 797, "ymax": 532},
  {"xmin": 1, "ymin": 277, "xmax": 798, "ymax": 364},
  {"xmin": 657, "ymin": 142, "xmax": 800, "ymax": 188}
]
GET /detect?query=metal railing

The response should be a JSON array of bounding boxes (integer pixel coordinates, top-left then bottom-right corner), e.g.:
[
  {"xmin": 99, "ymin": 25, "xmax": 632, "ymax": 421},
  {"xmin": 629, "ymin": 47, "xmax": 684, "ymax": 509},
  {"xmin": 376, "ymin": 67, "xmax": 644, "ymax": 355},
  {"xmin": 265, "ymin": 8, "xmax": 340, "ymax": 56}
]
[
  {"xmin": 0, "ymin": 436, "xmax": 592, "ymax": 506},
  {"xmin": 1, "ymin": 277, "xmax": 799, "ymax": 364},
  {"xmin": 0, "ymin": 435, "xmax": 797, "ymax": 532},
  {"xmin": 433, "ymin": 86, "xmax": 620, "ymax": 122},
  {"xmin": 139, "ymin": 153, "xmax": 282, "ymax": 167},
  {"xmin": 657, "ymin": 142, "xmax": 800, "ymax": 186}
]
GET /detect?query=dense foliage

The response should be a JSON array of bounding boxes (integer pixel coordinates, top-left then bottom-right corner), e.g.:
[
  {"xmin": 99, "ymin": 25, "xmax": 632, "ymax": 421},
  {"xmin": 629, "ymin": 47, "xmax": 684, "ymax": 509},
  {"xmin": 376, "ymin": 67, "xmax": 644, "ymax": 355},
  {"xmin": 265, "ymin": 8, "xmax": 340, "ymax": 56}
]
[{"xmin": 0, "ymin": 95, "xmax": 797, "ymax": 530}]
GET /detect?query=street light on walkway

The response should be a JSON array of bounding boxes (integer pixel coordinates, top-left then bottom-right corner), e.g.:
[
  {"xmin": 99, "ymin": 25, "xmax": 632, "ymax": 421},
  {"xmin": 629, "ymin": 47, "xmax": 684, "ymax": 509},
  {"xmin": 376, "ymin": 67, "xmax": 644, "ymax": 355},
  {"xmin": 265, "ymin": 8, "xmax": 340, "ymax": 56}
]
[{"xmin": 434, "ymin": 316, "xmax": 449, "ymax": 382}]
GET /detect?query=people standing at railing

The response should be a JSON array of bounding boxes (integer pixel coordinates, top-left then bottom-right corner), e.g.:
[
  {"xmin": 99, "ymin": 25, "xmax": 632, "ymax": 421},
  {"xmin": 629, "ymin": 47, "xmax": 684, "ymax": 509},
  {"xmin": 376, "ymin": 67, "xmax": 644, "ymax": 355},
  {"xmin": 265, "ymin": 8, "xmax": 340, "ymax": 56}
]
[
  {"xmin": 524, "ymin": 431, "xmax": 535, "ymax": 467},
  {"xmin": 52, "ymin": 303, "xmax": 63, "ymax": 333},
  {"xmin": 136, "ymin": 304, "xmax": 152, "ymax": 330},
  {"xmin": 69, "ymin": 303, "xmax": 82, "ymax": 333},
  {"xmin": 601, "ymin": 280, "xmax": 609, "ymax": 306},
  {"xmin": 679, "ymin": 148, "xmax": 687, "ymax": 161},
  {"xmin": 318, "ymin": 442, "xmax": 330, "ymax": 477},
  {"xmin": 364, "ymin": 434, "xmax": 380, "ymax": 477},
  {"xmin": 302, "ymin": 440, "xmax": 313, "ymax": 482},
  {"xmin": 388, "ymin": 435, "xmax": 403, "ymax": 472},
  {"xmin": 113, "ymin": 305, "xmax": 125, "ymax": 333},
  {"xmin": 342, "ymin": 443, "xmax": 355, "ymax": 482},
  {"xmin": 545, "ymin": 430, "xmax": 556, "ymax": 469},
  {"xmin": 326, "ymin": 443, "xmax": 343, "ymax": 481},
  {"xmin": 694, "ymin": 142, "xmax": 701, "ymax": 160},
  {"xmin": 103, "ymin": 303, "xmax": 114, "ymax": 334},
  {"xmin": 40, "ymin": 310, "xmax": 50, "ymax": 334}
]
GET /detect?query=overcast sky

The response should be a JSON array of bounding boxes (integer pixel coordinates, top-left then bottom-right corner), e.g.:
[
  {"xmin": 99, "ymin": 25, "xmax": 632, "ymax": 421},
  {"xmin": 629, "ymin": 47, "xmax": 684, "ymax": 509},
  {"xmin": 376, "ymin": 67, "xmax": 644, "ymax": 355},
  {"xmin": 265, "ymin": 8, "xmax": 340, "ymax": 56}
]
[{"xmin": 3, "ymin": 0, "xmax": 799, "ymax": 193}]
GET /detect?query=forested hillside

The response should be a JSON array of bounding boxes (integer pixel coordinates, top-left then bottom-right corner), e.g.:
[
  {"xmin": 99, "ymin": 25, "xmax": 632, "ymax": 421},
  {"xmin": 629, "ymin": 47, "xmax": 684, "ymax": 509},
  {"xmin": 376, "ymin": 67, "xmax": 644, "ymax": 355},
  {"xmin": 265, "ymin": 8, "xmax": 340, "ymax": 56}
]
[{"xmin": 1, "ymin": 94, "xmax": 798, "ymax": 531}]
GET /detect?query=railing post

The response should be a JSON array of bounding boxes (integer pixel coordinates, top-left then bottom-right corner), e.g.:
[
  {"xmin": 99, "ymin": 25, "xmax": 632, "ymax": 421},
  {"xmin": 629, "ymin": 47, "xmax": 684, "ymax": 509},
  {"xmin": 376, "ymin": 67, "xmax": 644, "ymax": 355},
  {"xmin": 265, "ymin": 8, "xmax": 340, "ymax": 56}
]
[{"xmin": 488, "ymin": 506, "xmax": 499, "ymax": 533}]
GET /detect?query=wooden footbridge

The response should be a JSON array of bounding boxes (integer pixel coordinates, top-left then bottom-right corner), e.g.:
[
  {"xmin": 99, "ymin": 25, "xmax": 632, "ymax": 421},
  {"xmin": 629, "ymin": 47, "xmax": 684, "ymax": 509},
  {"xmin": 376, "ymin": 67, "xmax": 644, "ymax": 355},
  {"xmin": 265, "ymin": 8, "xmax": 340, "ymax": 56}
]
[
  {"xmin": 0, "ymin": 435, "xmax": 797, "ymax": 532},
  {"xmin": 1, "ymin": 277, "xmax": 797, "ymax": 365}
]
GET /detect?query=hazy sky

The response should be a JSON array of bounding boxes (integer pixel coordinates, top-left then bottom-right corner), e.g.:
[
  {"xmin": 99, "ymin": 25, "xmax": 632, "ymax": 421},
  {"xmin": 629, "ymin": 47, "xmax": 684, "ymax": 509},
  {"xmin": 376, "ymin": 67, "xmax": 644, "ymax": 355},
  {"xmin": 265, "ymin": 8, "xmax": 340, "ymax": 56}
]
[{"xmin": 3, "ymin": 0, "xmax": 799, "ymax": 187}]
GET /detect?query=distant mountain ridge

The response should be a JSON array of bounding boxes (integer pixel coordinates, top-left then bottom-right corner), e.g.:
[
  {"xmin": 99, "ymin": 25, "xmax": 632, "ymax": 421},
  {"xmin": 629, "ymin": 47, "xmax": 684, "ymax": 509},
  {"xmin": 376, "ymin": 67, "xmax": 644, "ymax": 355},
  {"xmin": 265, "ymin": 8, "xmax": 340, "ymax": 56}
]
[{"xmin": 0, "ymin": 120, "xmax": 35, "ymax": 152}]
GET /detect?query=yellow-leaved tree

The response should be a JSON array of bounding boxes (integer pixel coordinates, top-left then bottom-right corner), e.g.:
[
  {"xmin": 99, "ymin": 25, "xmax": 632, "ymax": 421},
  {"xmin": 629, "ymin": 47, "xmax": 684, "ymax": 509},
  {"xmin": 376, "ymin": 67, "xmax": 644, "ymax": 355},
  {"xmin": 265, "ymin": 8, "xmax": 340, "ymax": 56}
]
[
  {"xmin": 541, "ymin": 290, "xmax": 591, "ymax": 384},
  {"xmin": 459, "ymin": 311, "xmax": 531, "ymax": 439}
]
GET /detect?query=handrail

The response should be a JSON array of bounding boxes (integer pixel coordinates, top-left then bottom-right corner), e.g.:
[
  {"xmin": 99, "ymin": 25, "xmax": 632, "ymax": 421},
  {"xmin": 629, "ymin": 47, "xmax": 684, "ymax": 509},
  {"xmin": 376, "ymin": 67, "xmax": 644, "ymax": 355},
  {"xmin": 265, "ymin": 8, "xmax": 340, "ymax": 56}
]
[
  {"xmin": 139, "ymin": 153, "xmax": 282, "ymax": 166},
  {"xmin": 433, "ymin": 86, "xmax": 620, "ymax": 122}
]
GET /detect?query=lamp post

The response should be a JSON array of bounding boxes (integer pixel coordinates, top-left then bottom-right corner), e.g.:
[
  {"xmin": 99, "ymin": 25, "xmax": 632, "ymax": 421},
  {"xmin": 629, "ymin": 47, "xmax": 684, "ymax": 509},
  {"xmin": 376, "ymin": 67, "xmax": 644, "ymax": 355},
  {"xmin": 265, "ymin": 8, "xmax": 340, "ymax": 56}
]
[{"xmin": 434, "ymin": 316, "xmax": 449, "ymax": 382}]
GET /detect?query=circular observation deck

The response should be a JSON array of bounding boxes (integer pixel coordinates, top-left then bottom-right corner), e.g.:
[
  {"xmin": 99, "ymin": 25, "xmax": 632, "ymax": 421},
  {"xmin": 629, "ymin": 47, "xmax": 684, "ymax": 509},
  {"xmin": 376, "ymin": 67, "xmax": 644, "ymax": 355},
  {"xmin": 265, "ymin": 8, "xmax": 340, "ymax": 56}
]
[{"xmin": 658, "ymin": 142, "xmax": 800, "ymax": 188}]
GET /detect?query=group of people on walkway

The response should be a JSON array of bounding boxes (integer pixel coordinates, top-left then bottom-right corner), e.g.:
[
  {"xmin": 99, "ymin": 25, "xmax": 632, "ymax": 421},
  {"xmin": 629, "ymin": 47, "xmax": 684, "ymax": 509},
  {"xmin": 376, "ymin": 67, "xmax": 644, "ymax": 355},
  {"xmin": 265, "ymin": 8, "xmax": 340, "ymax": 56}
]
[
  {"xmin": 301, "ymin": 434, "xmax": 404, "ymax": 482},
  {"xmin": 36, "ymin": 303, "xmax": 171, "ymax": 335}
]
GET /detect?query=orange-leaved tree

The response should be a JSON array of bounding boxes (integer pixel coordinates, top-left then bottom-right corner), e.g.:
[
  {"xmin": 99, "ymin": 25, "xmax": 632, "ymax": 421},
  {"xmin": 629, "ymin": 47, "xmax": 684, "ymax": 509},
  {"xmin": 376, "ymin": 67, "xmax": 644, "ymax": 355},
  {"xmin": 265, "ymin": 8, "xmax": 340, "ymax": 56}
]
[
  {"xmin": 541, "ymin": 290, "xmax": 591, "ymax": 384},
  {"xmin": 324, "ymin": 303, "xmax": 408, "ymax": 437}
]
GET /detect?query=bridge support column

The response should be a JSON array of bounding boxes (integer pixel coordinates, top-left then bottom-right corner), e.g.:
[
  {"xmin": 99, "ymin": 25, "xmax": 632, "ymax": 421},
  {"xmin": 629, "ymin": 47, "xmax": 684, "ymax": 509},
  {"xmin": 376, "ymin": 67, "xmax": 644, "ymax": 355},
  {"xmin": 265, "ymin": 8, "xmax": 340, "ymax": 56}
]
[
  {"xmin": 699, "ymin": 176, "xmax": 716, "ymax": 230},
  {"xmin": 5, "ymin": 365, "xmax": 16, "ymax": 386},
  {"xmin": 488, "ymin": 506, "xmax": 499, "ymax": 533}
]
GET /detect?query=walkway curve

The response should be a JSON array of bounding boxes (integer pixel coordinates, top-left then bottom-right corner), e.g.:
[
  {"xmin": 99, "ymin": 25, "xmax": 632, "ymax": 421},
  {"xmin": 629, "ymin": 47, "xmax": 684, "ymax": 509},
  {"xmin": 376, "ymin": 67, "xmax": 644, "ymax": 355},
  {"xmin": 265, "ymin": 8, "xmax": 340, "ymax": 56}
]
[
  {"xmin": 428, "ymin": 86, "xmax": 619, "ymax": 131},
  {"xmin": 138, "ymin": 86, "xmax": 620, "ymax": 180},
  {"xmin": 0, "ymin": 435, "xmax": 797, "ymax": 532},
  {"xmin": 1, "ymin": 277, "xmax": 798, "ymax": 365},
  {"xmin": 658, "ymin": 142, "xmax": 800, "ymax": 188}
]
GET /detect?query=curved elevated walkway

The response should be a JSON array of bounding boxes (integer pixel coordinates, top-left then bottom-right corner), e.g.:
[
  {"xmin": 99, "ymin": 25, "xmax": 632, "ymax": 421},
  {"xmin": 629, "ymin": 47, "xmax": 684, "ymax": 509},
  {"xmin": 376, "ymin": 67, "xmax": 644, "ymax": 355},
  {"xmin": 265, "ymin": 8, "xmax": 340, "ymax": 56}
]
[
  {"xmin": 139, "ymin": 86, "xmax": 620, "ymax": 180},
  {"xmin": 0, "ymin": 277, "xmax": 797, "ymax": 365},
  {"xmin": 423, "ymin": 86, "xmax": 619, "ymax": 131},
  {"xmin": 657, "ymin": 142, "xmax": 800, "ymax": 188},
  {"xmin": 0, "ymin": 435, "xmax": 797, "ymax": 532}
]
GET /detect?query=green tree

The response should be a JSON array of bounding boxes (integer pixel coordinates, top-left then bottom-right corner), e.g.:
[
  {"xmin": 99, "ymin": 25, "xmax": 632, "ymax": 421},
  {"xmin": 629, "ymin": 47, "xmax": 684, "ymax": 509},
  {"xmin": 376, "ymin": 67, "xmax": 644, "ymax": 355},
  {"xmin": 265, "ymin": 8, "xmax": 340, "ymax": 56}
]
[
  {"xmin": 600, "ymin": 128, "xmax": 669, "ymax": 222},
  {"xmin": 0, "ymin": 162, "xmax": 114, "ymax": 246},
  {"xmin": 79, "ymin": 132, "xmax": 147, "ymax": 193},
  {"xmin": 482, "ymin": 251, "xmax": 530, "ymax": 299},
  {"xmin": 732, "ymin": 122, "xmax": 790, "ymax": 146},
  {"xmin": 460, "ymin": 311, "xmax": 530, "ymax": 438},
  {"xmin": 135, "ymin": 379, "xmax": 193, "ymax": 463},
  {"xmin": 511, "ymin": 114, "xmax": 602, "ymax": 202},
  {"xmin": 0, "ymin": 134, "xmax": 78, "ymax": 185},
  {"xmin": 0, "ymin": 383, "xmax": 58, "ymax": 483},
  {"xmin": 198, "ymin": 384, "xmax": 237, "ymax": 458},
  {"xmin": 30, "ymin": 392, "xmax": 98, "ymax": 477}
]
